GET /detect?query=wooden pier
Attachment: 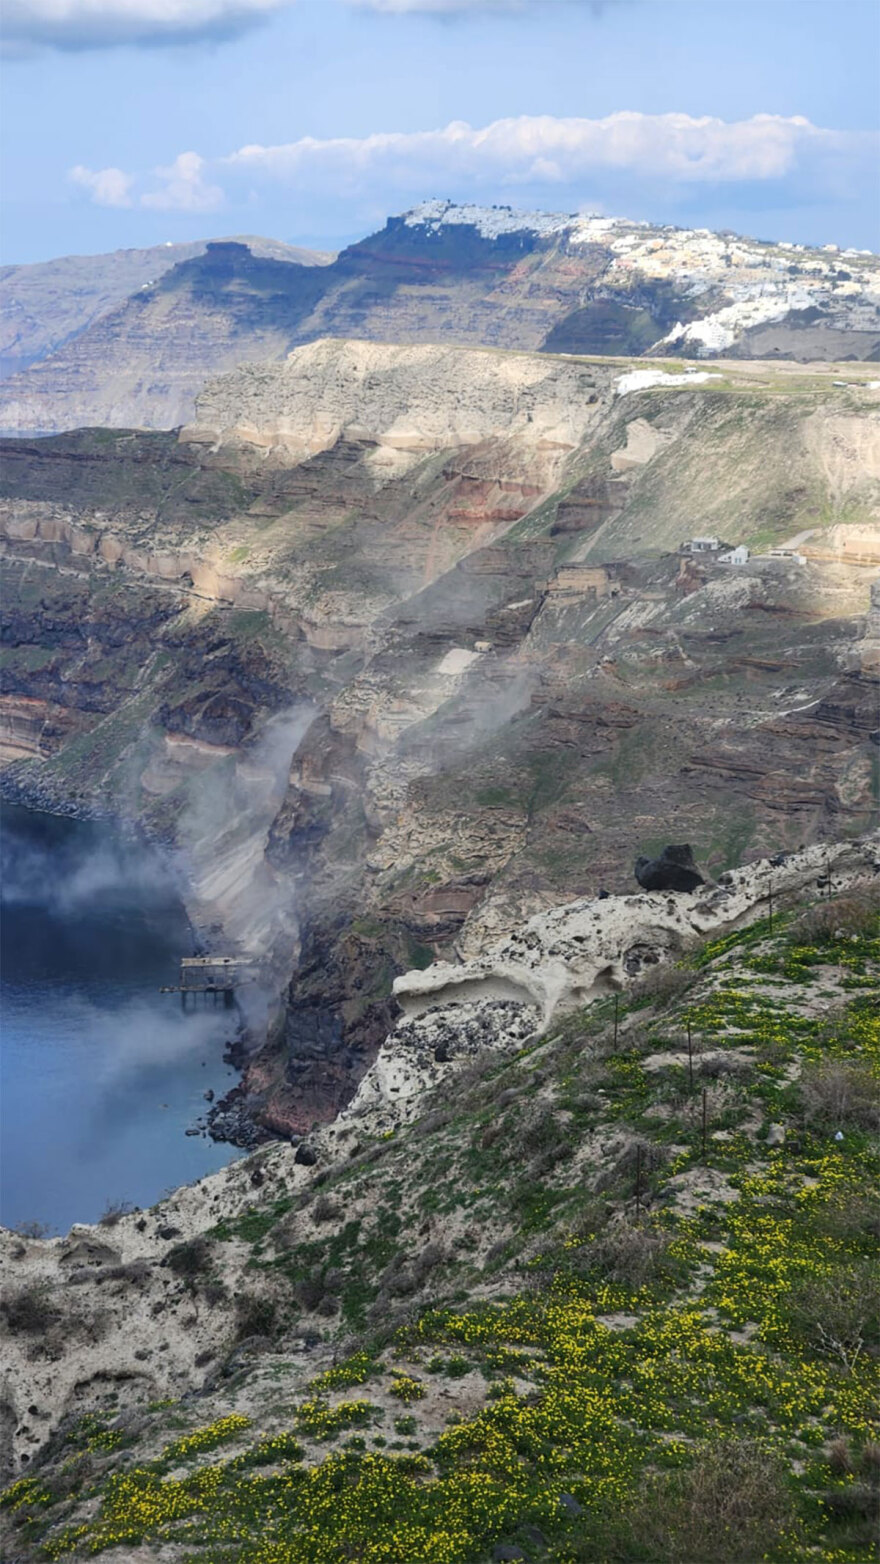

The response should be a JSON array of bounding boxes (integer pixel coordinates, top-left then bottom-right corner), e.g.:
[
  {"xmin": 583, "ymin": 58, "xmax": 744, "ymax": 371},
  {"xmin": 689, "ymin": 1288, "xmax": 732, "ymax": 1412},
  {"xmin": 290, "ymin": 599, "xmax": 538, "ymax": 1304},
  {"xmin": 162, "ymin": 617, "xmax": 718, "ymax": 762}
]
[{"xmin": 161, "ymin": 956, "xmax": 256, "ymax": 1007}]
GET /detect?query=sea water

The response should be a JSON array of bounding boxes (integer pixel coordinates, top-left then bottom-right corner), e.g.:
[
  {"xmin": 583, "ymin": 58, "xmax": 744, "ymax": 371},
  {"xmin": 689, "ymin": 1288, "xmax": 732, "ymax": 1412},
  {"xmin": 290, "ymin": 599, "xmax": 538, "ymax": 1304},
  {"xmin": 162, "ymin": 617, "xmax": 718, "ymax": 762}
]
[{"xmin": 0, "ymin": 803, "xmax": 241, "ymax": 1234}]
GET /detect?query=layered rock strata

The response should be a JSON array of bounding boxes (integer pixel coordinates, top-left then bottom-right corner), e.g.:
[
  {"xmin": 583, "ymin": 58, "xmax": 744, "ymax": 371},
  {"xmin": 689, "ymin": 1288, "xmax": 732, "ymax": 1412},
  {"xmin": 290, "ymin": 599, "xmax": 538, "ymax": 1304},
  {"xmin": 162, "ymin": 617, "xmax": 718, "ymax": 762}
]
[{"xmin": 2, "ymin": 208, "xmax": 879, "ymax": 434}]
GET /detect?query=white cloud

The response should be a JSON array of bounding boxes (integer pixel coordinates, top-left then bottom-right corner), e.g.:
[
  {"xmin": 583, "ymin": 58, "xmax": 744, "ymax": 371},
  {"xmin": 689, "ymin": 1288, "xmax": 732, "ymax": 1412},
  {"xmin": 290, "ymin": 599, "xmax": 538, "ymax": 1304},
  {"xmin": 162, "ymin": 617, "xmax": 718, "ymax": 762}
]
[
  {"xmin": 69, "ymin": 151, "xmax": 224, "ymax": 211},
  {"xmin": 350, "ymin": 0, "xmax": 533, "ymax": 10},
  {"xmin": 350, "ymin": 0, "xmax": 587, "ymax": 10},
  {"xmin": 69, "ymin": 163, "xmax": 134, "ymax": 206},
  {"xmin": 3, "ymin": 0, "xmax": 284, "ymax": 51},
  {"xmin": 141, "ymin": 152, "xmax": 225, "ymax": 211},
  {"xmin": 0, "ymin": 0, "xmax": 657, "ymax": 51},
  {"xmin": 68, "ymin": 113, "xmax": 875, "ymax": 232},
  {"xmin": 224, "ymin": 111, "xmax": 864, "ymax": 189}
]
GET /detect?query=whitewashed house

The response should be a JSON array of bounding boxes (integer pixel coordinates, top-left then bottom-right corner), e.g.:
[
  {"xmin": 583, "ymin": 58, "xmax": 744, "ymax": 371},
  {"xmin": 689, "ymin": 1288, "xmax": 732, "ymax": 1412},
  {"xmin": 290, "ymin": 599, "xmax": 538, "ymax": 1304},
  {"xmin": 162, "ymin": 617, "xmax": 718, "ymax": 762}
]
[{"xmin": 681, "ymin": 536, "xmax": 721, "ymax": 554}]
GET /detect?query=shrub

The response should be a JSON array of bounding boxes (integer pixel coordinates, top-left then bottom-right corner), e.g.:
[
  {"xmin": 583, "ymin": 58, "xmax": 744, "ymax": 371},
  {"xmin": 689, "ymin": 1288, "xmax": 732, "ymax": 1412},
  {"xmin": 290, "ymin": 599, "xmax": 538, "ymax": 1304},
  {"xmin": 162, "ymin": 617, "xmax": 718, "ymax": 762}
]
[
  {"xmin": 418, "ymin": 1109, "xmax": 452, "ymax": 1135},
  {"xmin": 98, "ymin": 1260, "xmax": 151, "ymax": 1287},
  {"xmin": 594, "ymin": 1137, "xmax": 670, "ymax": 1198},
  {"xmin": 698, "ymin": 1052, "xmax": 752, "ymax": 1081},
  {"xmin": 630, "ymin": 963, "xmax": 697, "ymax": 1010},
  {"xmin": 479, "ymin": 1121, "xmax": 505, "ymax": 1150},
  {"xmin": 164, "ymin": 1238, "xmax": 211, "ymax": 1281},
  {"xmin": 382, "ymin": 1261, "xmax": 418, "ymax": 1299},
  {"xmin": 445, "ymin": 1355, "xmax": 470, "ymax": 1378},
  {"xmin": 408, "ymin": 1243, "xmax": 444, "ymax": 1291},
  {"xmin": 813, "ymin": 1189, "xmax": 880, "ymax": 1245},
  {"xmin": 826, "ymin": 1436, "xmax": 853, "ymax": 1475},
  {"xmin": 521, "ymin": 1108, "xmax": 563, "ymax": 1157},
  {"xmin": 1, "ymin": 1285, "xmax": 61, "ymax": 1335},
  {"xmin": 792, "ymin": 887, "xmax": 879, "ymax": 944},
  {"xmin": 800, "ymin": 1060, "xmax": 878, "ymax": 1131},
  {"xmin": 312, "ymin": 1194, "xmax": 343, "ymax": 1225},
  {"xmin": 819, "ymin": 1482, "xmax": 879, "ymax": 1544},
  {"xmin": 235, "ymin": 1294, "xmax": 278, "ymax": 1342},
  {"xmin": 388, "ymin": 1372, "xmax": 425, "ymax": 1403},
  {"xmin": 624, "ymin": 1439, "xmax": 798, "ymax": 1563},
  {"xmin": 786, "ymin": 1261, "xmax": 880, "ymax": 1371},
  {"xmin": 12, "ymin": 1220, "xmax": 53, "ymax": 1240},
  {"xmin": 580, "ymin": 1220, "xmax": 682, "ymax": 1291},
  {"xmin": 294, "ymin": 1273, "xmax": 327, "ymax": 1312},
  {"xmin": 98, "ymin": 1200, "xmax": 135, "ymax": 1228}
]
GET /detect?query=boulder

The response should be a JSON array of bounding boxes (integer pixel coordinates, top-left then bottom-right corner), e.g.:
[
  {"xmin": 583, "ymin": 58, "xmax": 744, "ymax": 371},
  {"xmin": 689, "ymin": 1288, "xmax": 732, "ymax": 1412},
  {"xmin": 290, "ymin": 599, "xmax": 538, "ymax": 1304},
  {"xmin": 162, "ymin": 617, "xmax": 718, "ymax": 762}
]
[
  {"xmin": 634, "ymin": 844, "xmax": 704, "ymax": 893},
  {"xmin": 559, "ymin": 1493, "xmax": 584, "ymax": 1517}
]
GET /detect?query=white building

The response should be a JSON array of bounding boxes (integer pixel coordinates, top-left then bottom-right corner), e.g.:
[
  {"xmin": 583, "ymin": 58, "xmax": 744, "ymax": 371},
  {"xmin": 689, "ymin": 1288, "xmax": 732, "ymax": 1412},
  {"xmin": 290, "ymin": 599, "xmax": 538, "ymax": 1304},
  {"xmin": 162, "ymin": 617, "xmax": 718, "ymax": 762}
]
[
  {"xmin": 719, "ymin": 545, "xmax": 750, "ymax": 566},
  {"xmin": 681, "ymin": 536, "xmax": 721, "ymax": 554}
]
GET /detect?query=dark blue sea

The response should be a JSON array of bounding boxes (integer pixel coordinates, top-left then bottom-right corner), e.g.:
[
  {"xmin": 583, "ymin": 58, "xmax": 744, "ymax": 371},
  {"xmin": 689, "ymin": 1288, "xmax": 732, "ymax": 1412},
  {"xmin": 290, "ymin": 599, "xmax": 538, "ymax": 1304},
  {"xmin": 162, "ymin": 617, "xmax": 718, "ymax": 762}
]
[{"xmin": 0, "ymin": 803, "xmax": 241, "ymax": 1234}]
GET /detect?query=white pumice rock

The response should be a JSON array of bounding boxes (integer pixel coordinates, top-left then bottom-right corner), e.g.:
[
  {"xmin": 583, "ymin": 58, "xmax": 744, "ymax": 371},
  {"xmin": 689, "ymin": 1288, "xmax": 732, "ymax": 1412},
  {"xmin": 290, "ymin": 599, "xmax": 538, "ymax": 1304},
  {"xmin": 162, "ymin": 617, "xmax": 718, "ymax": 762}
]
[
  {"xmin": 328, "ymin": 834, "xmax": 880, "ymax": 1131},
  {"xmin": 393, "ymin": 835, "xmax": 879, "ymax": 1031},
  {"xmin": 341, "ymin": 998, "xmax": 541, "ymax": 1133}
]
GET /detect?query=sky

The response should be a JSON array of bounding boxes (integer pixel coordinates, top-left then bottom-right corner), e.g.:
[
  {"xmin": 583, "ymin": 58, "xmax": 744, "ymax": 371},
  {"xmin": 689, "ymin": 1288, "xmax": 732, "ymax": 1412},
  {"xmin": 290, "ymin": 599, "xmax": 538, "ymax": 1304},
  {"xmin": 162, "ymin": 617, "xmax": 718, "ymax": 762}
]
[{"xmin": 2, "ymin": 0, "xmax": 878, "ymax": 265}]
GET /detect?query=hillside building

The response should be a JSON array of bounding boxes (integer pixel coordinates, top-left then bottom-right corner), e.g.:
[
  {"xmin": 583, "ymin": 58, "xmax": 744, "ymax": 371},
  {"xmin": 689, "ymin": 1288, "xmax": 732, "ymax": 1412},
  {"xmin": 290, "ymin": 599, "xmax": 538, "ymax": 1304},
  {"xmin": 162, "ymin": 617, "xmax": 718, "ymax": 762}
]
[{"xmin": 681, "ymin": 536, "xmax": 722, "ymax": 554}]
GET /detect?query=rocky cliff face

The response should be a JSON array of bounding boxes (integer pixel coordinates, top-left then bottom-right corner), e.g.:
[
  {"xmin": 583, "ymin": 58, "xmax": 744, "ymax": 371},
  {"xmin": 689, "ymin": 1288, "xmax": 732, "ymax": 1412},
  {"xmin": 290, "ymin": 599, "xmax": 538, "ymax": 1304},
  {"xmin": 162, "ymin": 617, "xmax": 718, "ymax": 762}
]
[
  {"xmin": 184, "ymin": 338, "xmax": 607, "ymax": 470},
  {"xmin": 2, "ymin": 342, "xmax": 878, "ymax": 1137},
  {"xmin": 2, "ymin": 206, "xmax": 878, "ymax": 434}
]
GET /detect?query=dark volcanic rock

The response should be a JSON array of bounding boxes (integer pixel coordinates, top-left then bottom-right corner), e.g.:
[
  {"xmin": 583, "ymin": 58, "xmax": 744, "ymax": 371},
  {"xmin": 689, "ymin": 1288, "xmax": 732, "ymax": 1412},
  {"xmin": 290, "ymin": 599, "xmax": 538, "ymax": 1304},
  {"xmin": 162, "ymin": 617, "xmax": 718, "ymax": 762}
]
[{"xmin": 634, "ymin": 844, "xmax": 705, "ymax": 893}]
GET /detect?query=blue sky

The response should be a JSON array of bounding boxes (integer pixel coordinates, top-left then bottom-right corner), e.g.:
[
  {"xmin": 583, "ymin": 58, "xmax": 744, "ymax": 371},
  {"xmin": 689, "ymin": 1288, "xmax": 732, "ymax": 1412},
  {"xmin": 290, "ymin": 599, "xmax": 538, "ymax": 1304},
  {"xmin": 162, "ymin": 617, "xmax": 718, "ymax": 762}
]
[{"xmin": 2, "ymin": 0, "xmax": 878, "ymax": 264}]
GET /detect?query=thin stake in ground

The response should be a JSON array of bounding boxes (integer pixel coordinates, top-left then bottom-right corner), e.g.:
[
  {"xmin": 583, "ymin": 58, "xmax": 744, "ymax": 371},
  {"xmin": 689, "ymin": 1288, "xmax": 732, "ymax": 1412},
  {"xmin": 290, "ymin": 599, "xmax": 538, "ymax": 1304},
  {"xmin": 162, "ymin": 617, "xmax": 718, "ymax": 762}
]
[{"xmin": 687, "ymin": 1020, "xmax": 694, "ymax": 1093}]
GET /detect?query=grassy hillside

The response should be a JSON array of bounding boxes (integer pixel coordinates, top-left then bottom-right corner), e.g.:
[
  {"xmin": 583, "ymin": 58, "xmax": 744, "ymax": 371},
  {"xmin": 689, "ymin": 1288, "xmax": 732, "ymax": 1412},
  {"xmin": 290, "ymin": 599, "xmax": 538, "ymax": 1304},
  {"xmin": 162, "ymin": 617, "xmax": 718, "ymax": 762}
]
[{"xmin": 3, "ymin": 882, "xmax": 878, "ymax": 1563}]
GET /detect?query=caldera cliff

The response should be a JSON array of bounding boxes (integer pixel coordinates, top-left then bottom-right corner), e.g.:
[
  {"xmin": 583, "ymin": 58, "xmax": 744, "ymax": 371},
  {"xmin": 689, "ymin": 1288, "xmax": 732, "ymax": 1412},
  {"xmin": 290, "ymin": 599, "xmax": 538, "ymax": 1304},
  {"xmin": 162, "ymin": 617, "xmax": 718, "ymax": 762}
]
[{"xmin": 1, "ymin": 339, "xmax": 879, "ymax": 1138}]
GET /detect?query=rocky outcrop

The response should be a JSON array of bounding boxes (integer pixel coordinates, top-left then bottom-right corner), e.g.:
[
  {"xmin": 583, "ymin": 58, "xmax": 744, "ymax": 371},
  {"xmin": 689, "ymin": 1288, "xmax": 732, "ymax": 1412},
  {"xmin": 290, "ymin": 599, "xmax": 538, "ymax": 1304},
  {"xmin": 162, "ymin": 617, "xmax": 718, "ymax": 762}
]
[
  {"xmin": 0, "ymin": 695, "xmax": 83, "ymax": 762},
  {"xmin": 397, "ymin": 836, "xmax": 878, "ymax": 1025},
  {"xmin": 634, "ymin": 844, "xmax": 705, "ymax": 892},
  {"xmin": 338, "ymin": 835, "xmax": 879, "ymax": 1131},
  {"xmin": 183, "ymin": 338, "xmax": 608, "ymax": 472}
]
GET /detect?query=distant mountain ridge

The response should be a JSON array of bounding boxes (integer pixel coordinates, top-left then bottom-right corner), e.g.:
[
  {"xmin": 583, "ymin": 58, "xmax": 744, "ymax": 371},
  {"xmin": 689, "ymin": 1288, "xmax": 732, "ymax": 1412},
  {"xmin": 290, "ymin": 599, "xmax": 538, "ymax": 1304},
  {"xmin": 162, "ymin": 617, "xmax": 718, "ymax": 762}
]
[
  {"xmin": 0, "ymin": 235, "xmax": 333, "ymax": 383},
  {"xmin": 0, "ymin": 203, "xmax": 878, "ymax": 435}
]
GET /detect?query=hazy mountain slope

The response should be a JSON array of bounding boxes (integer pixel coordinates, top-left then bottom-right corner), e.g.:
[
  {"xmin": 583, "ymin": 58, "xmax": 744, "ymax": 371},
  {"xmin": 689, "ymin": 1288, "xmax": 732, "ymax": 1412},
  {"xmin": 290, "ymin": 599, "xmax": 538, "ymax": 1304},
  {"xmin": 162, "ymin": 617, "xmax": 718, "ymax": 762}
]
[
  {"xmin": 0, "ymin": 235, "xmax": 332, "ymax": 383},
  {"xmin": 1, "ymin": 205, "xmax": 877, "ymax": 435},
  {"xmin": 0, "ymin": 243, "xmax": 334, "ymax": 434}
]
